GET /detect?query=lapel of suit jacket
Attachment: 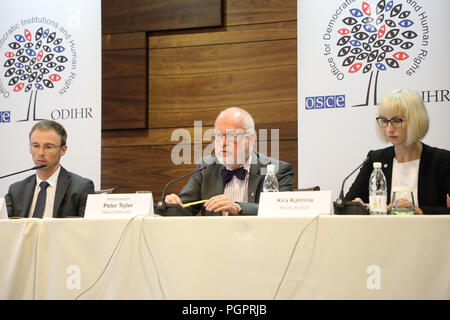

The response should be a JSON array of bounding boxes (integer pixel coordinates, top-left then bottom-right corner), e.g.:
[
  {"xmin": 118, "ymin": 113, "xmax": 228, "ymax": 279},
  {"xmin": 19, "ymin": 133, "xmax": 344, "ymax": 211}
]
[
  {"xmin": 199, "ymin": 160, "xmax": 225, "ymax": 215},
  {"xmin": 247, "ymin": 152, "xmax": 264, "ymax": 202},
  {"xmin": 416, "ymin": 142, "xmax": 429, "ymax": 205},
  {"xmin": 21, "ymin": 176, "xmax": 36, "ymax": 217},
  {"xmin": 209, "ymin": 161, "xmax": 225, "ymax": 196},
  {"xmin": 382, "ymin": 147, "xmax": 395, "ymax": 203},
  {"xmin": 53, "ymin": 166, "xmax": 70, "ymax": 217}
]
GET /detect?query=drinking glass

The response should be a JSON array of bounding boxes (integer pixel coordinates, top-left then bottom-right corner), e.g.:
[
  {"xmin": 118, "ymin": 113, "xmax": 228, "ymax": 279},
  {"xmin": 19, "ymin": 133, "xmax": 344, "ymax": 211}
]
[{"xmin": 391, "ymin": 187, "xmax": 415, "ymax": 215}]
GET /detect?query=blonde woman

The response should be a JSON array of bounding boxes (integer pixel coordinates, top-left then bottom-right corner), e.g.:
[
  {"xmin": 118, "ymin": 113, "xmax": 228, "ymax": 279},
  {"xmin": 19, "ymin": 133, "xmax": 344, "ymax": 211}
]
[{"xmin": 345, "ymin": 89, "xmax": 450, "ymax": 214}]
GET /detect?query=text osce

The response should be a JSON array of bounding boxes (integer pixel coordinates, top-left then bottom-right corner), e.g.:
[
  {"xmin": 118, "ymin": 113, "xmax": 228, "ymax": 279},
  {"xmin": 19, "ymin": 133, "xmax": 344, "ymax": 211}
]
[{"xmin": 305, "ymin": 95, "xmax": 345, "ymax": 109}]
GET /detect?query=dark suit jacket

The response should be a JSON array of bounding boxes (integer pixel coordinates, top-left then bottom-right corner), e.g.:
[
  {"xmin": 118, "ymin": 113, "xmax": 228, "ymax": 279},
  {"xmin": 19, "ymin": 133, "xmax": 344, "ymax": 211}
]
[
  {"xmin": 344, "ymin": 143, "xmax": 450, "ymax": 214},
  {"xmin": 177, "ymin": 151, "xmax": 295, "ymax": 216},
  {"xmin": 5, "ymin": 166, "xmax": 95, "ymax": 218}
]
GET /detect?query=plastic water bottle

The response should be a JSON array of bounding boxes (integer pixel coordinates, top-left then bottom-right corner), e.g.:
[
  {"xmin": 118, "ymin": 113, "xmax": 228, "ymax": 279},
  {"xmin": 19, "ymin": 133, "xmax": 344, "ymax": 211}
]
[
  {"xmin": 369, "ymin": 162, "xmax": 387, "ymax": 215},
  {"xmin": 263, "ymin": 164, "xmax": 279, "ymax": 192}
]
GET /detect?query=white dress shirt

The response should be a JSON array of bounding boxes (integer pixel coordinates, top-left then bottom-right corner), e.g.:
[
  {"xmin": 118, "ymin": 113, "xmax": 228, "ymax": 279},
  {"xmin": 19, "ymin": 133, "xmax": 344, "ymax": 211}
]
[
  {"xmin": 223, "ymin": 155, "xmax": 252, "ymax": 203},
  {"xmin": 28, "ymin": 166, "xmax": 61, "ymax": 218}
]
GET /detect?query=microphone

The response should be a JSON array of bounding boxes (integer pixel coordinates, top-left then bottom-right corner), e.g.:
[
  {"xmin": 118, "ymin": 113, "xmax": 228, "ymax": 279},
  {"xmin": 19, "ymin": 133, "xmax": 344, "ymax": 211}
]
[
  {"xmin": 333, "ymin": 157, "xmax": 370, "ymax": 215},
  {"xmin": 156, "ymin": 166, "xmax": 206, "ymax": 215},
  {"xmin": 0, "ymin": 164, "xmax": 47, "ymax": 180}
]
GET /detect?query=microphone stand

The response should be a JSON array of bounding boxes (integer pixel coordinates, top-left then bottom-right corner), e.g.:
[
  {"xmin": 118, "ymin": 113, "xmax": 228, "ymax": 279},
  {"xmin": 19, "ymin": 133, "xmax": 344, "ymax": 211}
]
[
  {"xmin": 0, "ymin": 164, "xmax": 47, "ymax": 180},
  {"xmin": 333, "ymin": 158, "xmax": 369, "ymax": 215},
  {"xmin": 156, "ymin": 166, "xmax": 205, "ymax": 216}
]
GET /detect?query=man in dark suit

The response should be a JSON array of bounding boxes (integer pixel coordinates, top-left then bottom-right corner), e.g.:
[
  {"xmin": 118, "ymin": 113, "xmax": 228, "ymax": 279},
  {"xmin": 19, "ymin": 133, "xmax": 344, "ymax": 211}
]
[
  {"xmin": 165, "ymin": 107, "xmax": 294, "ymax": 215},
  {"xmin": 5, "ymin": 120, "xmax": 94, "ymax": 218}
]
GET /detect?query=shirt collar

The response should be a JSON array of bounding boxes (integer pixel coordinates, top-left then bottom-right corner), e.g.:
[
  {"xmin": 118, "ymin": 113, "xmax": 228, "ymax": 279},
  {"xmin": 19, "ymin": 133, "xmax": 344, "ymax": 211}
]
[
  {"xmin": 243, "ymin": 154, "xmax": 252, "ymax": 172},
  {"xmin": 36, "ymin": 165, "xmax": 61, "ymax": 188},
  {"xmin": 221, "ymin": 154, "xmax": 252, "ymax": 172}
]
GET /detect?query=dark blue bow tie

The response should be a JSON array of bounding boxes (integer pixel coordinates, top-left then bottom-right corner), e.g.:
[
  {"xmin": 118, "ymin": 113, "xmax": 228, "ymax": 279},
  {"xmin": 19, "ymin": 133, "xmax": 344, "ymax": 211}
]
[{"xmin": 221, "ymin": 167, "xmax": 248, "ymax": 184}]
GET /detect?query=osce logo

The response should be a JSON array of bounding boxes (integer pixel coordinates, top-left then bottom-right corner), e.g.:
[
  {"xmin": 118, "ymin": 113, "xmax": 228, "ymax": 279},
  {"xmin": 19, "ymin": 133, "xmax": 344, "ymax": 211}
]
[
  {"xmin": 0, "ymin": 111, "xmax": 11, "ymax": 123},
  {"xmin": 305, "ymin": 95, "xmax": 345, "ymax": 110}
]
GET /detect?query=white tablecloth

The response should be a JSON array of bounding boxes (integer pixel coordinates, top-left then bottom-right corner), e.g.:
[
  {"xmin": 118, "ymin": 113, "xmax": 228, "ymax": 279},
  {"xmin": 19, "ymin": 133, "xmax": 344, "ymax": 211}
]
[{"xmin": 0, "ymin": 215, "xmax": 449, "ymax": 299}]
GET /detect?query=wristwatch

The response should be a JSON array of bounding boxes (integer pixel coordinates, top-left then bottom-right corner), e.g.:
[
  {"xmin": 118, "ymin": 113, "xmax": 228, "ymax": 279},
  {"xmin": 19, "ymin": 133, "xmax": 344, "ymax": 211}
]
[{"xmin": 234, "ymin": 202, "xmax": 243, "ymax": 215}]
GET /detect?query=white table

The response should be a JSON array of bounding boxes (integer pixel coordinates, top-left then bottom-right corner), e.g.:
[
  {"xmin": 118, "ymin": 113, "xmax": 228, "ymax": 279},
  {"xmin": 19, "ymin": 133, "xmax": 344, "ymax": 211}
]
[{"xmin": 0, "ymin": 215, "xmax": 449, "ymax": 299}]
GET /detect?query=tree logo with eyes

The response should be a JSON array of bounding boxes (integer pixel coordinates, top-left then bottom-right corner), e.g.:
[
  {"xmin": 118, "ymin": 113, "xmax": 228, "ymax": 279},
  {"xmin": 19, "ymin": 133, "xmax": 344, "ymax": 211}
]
[
  {"xmin": 335, "ymin": 0, "xmax": 421, "ymax": 106},
  {"xmin": 2, "ymin": 26, "xmax": 68, "ymax": 121}
]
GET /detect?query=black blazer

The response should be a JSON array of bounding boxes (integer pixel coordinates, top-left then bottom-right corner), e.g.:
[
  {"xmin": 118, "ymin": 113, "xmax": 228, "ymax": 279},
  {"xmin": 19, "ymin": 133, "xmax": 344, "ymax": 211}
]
[
  {"xmin": 344, "ymin": 143, "xmax": 450, "ymax": 214},
  {"xmin": 178, "ymin": 151, "xmax": 295, "ymax": 215},
  {"xmin": 5, "ymin": 166, "xmax": 95, "ymax": 218}
]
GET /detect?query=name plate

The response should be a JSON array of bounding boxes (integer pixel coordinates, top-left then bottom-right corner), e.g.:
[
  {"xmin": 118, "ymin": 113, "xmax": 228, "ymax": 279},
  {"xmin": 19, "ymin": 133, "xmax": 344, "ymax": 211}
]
[
  {"xmin": 0, "ymin": 197, "xmax": 7, "ymax": 219},
  {"xmin": 258, "ymin": 191, "xmax": 332, "ymax": 217},
  {"xmin": 85, "ymin": 193, "xmax": 154, "ymax": 219}
]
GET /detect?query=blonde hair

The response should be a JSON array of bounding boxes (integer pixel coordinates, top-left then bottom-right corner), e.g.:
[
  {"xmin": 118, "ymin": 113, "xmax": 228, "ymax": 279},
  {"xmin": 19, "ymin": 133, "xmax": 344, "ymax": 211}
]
[{"xmin": 376, "ymin": 89, "xmax": 429, "ymax": 146}]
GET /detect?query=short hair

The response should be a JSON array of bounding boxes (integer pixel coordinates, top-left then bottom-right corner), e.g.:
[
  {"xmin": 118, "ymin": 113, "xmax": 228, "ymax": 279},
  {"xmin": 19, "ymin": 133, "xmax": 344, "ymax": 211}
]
[
  {"xmin": 376, "ymin": 89, "xmax": 429, "ymax": 146},
  {"xmin": 29, "ymin": 120, "xmax": 67, "ymax": 146},
  {"xmin": 217, "ymin": 107, "xmax": 255, "ymax": 133}
]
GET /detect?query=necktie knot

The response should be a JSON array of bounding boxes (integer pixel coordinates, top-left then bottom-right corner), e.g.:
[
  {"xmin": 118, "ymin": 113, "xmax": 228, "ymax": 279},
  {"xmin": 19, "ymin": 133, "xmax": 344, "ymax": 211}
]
[
  {"xmin": 39, "ymin": 181, "xmax": 49, "ymax": 190},
  {"xmin": 221, "ymin": 167, "xmax": 248, "ymax": 184}
]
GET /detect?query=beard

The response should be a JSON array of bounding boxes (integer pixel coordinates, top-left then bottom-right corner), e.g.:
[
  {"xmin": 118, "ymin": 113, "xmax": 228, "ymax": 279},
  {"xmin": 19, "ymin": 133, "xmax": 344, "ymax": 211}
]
[{"xmin": 215, "ymin": 147, "xmax": 250, "ymax": 167}]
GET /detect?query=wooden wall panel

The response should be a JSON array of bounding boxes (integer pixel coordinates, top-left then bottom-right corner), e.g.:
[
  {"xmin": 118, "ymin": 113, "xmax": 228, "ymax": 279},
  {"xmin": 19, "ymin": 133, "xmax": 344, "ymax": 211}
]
[
  {"xmin": 147, "ymin": 24, "xmax": 296, "ymax": 128},
  {"xmin": 149, "ymin": 39, "xmax": 296, "ymax": 75},
  {"xmin": 102, "ymin": 49, "xmax": 147, "ymax": 129},
  {"xmin": 102, "ymin": 140, "xmax": 298, "ymax": 199},
  {"xmin": 102, "ymin": 145, "xmax": 194, "ymax": 196},
  {"xmin": 148, "ymin": 21, "xmax": 296, "ymax": 48},
  {"xmin": 101, "ymin": 0, "xmax": 298, "ymax": 197},
  {"xmin": 226, "ymin": 0, "xmax": 296, "ymax": 26},
  {"xmin": 101, "ymin": 0, "xmax": 224, "ymax": 130},
  {"xmin": 149, "ymin": 65, "xmax": 296, "ymax": 125},
  {"xmin": 102, "ymin": 122, "xmax": 297, "ymax": 148},
  {"xmin": 102, "ymin": 0, "xmax": 223, "ymax": 34},
  {"xmin": 103, "ymin": 32, "xmax": 147, "ymax": 51}
]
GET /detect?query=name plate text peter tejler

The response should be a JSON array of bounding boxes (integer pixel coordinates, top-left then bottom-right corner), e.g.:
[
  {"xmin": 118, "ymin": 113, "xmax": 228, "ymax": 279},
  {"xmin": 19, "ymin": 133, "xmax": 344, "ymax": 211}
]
[{"xmin": 84, "ymin": 193, "xmax": 154, "ymax": 218}]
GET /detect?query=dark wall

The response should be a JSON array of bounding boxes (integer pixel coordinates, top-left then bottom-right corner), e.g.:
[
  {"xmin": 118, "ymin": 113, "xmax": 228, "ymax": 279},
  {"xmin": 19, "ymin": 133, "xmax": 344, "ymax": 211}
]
[{"xmin": 101, "ymin": 0, "xmax": 297, "ymax": 199}]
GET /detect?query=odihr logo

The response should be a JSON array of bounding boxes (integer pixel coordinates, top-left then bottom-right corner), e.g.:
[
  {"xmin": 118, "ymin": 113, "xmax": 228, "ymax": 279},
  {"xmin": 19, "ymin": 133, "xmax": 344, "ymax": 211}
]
[
  {"xmin": 0, "ymin": 18, "xmax": 77, "ymax": 121},
  {"xmin": 314, "ymin": 0, "xmax": 430, "ymax": 108}
]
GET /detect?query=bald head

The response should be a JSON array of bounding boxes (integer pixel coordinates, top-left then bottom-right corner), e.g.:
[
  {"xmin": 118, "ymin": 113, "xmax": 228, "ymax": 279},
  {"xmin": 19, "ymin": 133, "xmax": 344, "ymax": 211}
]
[{"xmin": 215, "ymin": 107, "xmax": 255, "ymax": 133}]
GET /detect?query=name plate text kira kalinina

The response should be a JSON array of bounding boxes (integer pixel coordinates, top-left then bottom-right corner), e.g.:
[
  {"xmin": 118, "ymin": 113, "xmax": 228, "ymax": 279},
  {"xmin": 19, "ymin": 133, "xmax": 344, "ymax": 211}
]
[{"xmin": 258, "ymin": 191, "xmax": 332, "ymax": 217}]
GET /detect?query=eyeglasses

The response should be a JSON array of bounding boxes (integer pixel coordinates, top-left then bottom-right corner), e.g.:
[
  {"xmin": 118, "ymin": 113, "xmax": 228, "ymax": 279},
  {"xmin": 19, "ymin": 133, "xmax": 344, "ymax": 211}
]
[
  {"xmin": 212, "ymin": 131, "xmax": 250, "ymax": 142},
  {"xmin": 30, "ymin": 143, "xmax": 62, "ymax": 152},
  {"xmin": 376, "ymin": 117, "xmax": 406, "ymax": 129}
]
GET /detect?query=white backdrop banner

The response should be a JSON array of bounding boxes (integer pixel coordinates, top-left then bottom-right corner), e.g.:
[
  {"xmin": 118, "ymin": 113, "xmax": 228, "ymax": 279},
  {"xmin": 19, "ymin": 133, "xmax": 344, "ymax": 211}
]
[
  {"xmin": 0, "ymin": 0, "xmax": 101, "ymax": 195},
  {"xmin": 298, "ymin": 0, "xmax": 450, "ymax": 201}
]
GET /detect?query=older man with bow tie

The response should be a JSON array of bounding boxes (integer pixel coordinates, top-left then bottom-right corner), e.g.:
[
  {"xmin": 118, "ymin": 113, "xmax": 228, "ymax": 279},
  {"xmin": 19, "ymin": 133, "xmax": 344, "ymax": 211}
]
[{"xmin": 165, "ymin": 107, "xmax": 295, "ymax": 216}]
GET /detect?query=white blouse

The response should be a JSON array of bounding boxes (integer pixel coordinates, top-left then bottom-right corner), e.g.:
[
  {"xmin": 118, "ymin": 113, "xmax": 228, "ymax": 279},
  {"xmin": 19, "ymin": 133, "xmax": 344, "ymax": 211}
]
[{"xmin": 391, "ymin": 158, "xmax": 420, "ymax": 206}]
